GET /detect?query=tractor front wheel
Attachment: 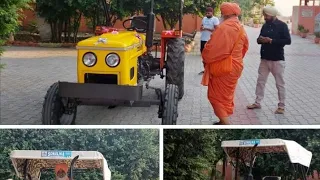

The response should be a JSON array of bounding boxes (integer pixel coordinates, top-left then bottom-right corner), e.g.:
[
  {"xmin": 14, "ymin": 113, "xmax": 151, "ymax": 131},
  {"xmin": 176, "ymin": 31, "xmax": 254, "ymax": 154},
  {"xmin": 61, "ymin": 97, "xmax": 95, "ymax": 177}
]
[
  {"xmin": 161, "ymin": 84, "xmax": 179, "ymax": 125},
  {"xmin": 166, "ymin": 38, "xmax": 185, "ymax": 100},
  {"xmin": 42, "ymin": 82, "xmax": 77, "ymax": 125}
]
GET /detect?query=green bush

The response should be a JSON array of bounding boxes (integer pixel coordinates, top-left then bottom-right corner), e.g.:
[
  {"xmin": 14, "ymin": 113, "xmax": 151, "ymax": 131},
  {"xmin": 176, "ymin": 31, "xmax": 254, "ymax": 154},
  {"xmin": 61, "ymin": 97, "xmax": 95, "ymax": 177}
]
[
  {"xmin": 253, "ymin": 18, "xmax": 260, "ymax": 24},
  {"xmin": 0, "ymin": 0, "xmax": 31, "ymax": 71},
  {"xmin": 38, "ymin": 43, "xmax": 63, "ymax": 48},
  {"xmin": 26, "ymin": 20, "xmax": 39, "ymax": 34},
  {"xmin": 14, "ymin": 32, "xmax": 41, "ymax": 42},
  {"xmin": 298, "ymin": 24, "xmax": 305, "ymax": 32}
]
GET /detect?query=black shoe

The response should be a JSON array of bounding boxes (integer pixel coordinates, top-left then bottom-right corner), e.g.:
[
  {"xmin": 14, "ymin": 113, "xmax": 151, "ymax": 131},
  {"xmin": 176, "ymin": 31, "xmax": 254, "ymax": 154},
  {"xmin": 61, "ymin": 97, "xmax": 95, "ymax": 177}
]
[{"xmin": 198, "ymin": 71, "xmax": 204, "ymax": 75}]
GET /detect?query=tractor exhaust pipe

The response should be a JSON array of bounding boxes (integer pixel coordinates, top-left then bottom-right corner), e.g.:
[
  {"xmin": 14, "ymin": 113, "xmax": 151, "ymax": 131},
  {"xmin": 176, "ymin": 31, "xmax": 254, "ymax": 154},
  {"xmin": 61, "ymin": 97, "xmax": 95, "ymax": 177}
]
[
  {"xmin": 145, "ymin": 0, "xmax": 155, "ymax": 50},
  {"xmin": 69, "ymin": 155, "xmax": 79, "ymax": 180}
]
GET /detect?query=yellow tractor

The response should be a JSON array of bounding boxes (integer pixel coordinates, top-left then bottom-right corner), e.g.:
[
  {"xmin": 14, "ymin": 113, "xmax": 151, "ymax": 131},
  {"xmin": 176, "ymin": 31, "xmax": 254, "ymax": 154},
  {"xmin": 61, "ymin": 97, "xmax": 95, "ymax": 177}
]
[{"xmin": 42, "ymin": 0, "xmax": 187, "ymax": 125}]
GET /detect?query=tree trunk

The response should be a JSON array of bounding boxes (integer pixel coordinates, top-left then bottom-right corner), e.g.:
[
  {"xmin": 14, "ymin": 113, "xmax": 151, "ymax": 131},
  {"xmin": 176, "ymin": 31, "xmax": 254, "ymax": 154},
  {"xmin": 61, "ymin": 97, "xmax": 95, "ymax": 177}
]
[
  {"xmin": 160, "ymin": 14, "xmax": 168, "ymax": 30},
  {"xmin": 51, "ymin": 22, "xmax": 56, "ymax": 42},
  {"xmin": 64, "ymin": 21, "xmax": 67, "ymax": 42},
  {"xmin": 222, "ymin": 157, "xmax": 226, "ymax": 176},
  {"xmin": 91, "ymin": 17, "xmax": 96, "ymax": 33},
  {"xmin": 112, "ymin": 16, "xmax": 118, "ymax": 27},
  {"xmin": 73, "ymin": 13, "xmax": 82, "ymax": 43},
  {"xmin": 50, "ymin": 22, "xmax": 53, "ymax": 42},
  {"xmin": 169, "ymin": 18, "xmax": 177, "ymax": 30},
  {"xmin": 58, "ymin": 20, "xmax": 63, "ymax": 43},
  {"xmin": 210, "ymin": 167, "xmax": 216, "ymax": 180},
  {"xmin": 67, "ymin": 18, "xmax": 71, "ymax": 42}
]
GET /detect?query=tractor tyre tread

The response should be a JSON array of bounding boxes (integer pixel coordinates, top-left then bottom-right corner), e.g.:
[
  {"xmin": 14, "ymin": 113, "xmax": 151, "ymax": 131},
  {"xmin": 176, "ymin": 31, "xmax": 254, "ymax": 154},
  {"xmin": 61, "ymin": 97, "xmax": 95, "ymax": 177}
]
[
  {"xmin": 166, "ymin": 38, "xmax": 185, "ymax": 100},
  {"xmin": 42, "ymin": 82, "xmax": 76, "ymax": 125},
  {"xmin": 162, "ymin": 84, "xmax": 179, "ymax": 125}
]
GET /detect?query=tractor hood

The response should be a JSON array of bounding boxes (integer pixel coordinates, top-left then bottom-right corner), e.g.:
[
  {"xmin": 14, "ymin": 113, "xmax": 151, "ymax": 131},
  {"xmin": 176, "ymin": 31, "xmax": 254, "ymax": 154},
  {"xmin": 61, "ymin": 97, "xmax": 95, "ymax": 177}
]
[{"xmin": 77, "ymin": 30, "xmax": 145, "ymax": 50}]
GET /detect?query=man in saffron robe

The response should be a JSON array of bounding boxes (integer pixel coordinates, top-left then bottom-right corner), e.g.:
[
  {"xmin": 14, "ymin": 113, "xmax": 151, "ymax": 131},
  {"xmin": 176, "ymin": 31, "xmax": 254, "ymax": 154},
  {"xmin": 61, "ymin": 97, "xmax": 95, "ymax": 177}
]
[{"xmin": 201, "ymin": 2, "xmax": 249, "ymax": 125}]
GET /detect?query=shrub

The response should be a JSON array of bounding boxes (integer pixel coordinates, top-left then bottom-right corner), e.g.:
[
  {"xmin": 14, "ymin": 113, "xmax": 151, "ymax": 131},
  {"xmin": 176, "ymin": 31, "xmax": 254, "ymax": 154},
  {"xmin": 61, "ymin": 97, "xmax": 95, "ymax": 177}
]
[
  {"xmin": 14, "ymin": 32, "xmax": 41, "ymax": 42},
  {"xmin": 298, "ymin": 24, "xmax": 305, "ymax": 32},
  {"xmin": 253, "ymin": 18, "xmax": 260, "ymax": 24},
  {"xmin": 26, "ymin": 20, "xmax": 39, "ymax": 34}
]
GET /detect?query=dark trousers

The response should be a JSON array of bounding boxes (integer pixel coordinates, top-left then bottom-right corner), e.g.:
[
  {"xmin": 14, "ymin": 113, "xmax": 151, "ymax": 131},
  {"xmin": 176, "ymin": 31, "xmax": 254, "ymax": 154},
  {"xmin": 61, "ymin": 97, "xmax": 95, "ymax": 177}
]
[{"xmin": 200, "ymin": 41, "xmax": 207, "ymax": 68}]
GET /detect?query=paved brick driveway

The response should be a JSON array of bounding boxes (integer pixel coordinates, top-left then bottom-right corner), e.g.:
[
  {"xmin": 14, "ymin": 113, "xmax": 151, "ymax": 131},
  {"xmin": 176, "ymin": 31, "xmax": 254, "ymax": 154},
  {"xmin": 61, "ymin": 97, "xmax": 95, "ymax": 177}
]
[{"xmin": 1, "ymin": 26, "xmax": 320, "ymax": 125}]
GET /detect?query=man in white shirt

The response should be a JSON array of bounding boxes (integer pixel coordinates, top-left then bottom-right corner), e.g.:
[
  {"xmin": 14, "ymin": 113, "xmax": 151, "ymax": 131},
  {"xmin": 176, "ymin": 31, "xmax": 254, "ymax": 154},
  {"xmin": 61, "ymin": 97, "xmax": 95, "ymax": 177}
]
[{"xmin": 199, "ymin": 7, "xmax": 220, "ymax": 75}]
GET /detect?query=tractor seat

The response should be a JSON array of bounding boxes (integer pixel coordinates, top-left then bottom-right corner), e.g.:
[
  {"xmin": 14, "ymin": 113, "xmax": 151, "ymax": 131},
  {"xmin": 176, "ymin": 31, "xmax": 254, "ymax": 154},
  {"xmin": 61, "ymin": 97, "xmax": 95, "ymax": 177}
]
[{"xmin": 131, "ymin": 16, "xmax": 148, "ymax": 33}]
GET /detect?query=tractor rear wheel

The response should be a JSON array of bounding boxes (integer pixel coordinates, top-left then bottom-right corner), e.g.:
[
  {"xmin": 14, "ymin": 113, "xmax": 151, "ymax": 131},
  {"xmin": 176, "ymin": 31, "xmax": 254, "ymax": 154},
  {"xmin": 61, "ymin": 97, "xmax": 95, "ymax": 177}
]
[
  {"xmin": 161, "ymin": 84, "xmax": 179, "ymax": 125},
  {"xmin": 42, "ymin": 82, "xmax": 77, "ymax": 125},
  {"xmin": 166, "ymin": 38, "xmax": 185, "ymax": 100}
]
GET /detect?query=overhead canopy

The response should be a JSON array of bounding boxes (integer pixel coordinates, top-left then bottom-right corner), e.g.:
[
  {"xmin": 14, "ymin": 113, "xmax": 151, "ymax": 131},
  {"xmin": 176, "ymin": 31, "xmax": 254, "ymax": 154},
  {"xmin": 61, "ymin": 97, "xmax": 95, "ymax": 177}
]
[
  {"xmin": 221, "ymin": 139, "xmax": 312, "ymax": 168},
  {"xmin": 10, "ymin": 150, "xmax": 111, "ymax": 180}
]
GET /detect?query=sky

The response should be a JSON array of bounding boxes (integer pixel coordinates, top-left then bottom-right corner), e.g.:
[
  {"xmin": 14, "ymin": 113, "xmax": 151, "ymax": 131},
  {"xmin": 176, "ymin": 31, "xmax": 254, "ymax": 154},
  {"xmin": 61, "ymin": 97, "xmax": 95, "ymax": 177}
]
[{"xmin": 274, "ymin": 0, "xmax": 300, "ymax": 16}]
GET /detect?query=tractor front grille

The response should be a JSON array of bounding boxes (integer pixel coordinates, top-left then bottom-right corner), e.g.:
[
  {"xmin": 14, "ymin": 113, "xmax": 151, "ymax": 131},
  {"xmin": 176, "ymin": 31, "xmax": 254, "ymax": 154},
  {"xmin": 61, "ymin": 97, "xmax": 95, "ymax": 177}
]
[{"xmin": 84, "ymin": 73, "xmax": 117, "ymax": 85}]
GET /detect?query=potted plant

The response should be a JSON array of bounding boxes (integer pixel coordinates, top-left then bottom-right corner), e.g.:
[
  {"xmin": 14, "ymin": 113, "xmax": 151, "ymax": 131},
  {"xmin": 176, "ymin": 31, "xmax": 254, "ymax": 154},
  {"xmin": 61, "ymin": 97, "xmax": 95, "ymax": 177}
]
[
  {"xmin": 298, "ymin": 25, "xmax": 304, "ymax": 36},
  {"xmin": 300, "ymin": 28, "xmax": 309, "ymax": 38},
  {"xmin": 314, "ymin": 32, "xmax": 320, "ymax": 44}
]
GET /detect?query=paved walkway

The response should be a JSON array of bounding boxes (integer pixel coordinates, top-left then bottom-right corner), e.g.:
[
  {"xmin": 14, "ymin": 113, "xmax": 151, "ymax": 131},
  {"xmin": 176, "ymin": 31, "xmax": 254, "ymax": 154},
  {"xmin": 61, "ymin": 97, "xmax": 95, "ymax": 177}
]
[{"xmin": 1, "ymin": 26, "xmax": 320, "ymax": 125}]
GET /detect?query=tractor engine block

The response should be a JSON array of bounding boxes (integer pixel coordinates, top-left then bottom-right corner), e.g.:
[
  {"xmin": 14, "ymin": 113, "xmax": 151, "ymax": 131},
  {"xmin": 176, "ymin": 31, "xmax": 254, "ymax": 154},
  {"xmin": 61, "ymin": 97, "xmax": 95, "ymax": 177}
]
[{"xmin": 138, "ymin": 54, "xmax": 160, "ymax": 81}]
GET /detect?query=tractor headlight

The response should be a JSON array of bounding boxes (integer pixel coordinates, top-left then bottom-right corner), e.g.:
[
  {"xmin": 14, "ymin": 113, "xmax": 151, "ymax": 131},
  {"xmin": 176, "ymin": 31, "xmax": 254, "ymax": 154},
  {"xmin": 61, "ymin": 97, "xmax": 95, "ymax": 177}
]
[
  {"xmin": 105, "ymin": 53, "xmax": 120, "ymax": 67},
  {"xmin": 83, "ymin": 52, "xmax": 97, "ymax": 67}
]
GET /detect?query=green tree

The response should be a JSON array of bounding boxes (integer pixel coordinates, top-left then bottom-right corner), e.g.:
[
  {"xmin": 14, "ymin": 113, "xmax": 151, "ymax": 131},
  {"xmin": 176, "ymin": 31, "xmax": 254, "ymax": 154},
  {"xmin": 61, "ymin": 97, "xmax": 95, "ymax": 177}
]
[
  {"xmin": 238, "ymin": 0, "xmax": 275, "ymax": 22},
  {"xmin": 82, "ymin": 0, "xmax": 146, "ymax": 32},
  {"xmin": 254, "ymin": 0, "xmax": 275, "ymax": 7},
  {"xmin": 0, "ymin": 129, "xmax": 159, "ymax": 180},
  {"xmin": 36, "ymin": 0, "xmax": 146, "ymax": 42},
  {"xmin": 154, "ymin": 0, "xmax": 229, "ymax": 30},
  {"xmin": 239, "ymin": 0, "xmax": 255, "ymax": 20},
  {"xmin": 164, "ymin": 129, "xmax": 319, "ymax": 179},
  {"xmin": 0, "ymin": 0, "xmax": 30, "ymax": 70},
  {"xmin": 164, "ymin": 129, "xmax": 225, "ymax": 180},
  {"xmin": 36, "ymin": 0, "xmax": 84, "ymax": 43}
]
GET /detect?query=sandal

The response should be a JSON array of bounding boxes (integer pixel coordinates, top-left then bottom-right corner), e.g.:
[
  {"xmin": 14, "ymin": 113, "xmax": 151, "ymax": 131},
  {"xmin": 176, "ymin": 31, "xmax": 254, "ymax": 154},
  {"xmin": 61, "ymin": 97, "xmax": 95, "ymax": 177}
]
[
  {"xmin": 198, "ymin": 71, "xmax": 204, "ymax": 75},
  {"xmin": 247, "ymin": 103, "xmax": 261, "ymax": 109},
  {"xmin": 275, "ymin": 108, "xmax": 285, "ymax": 114}
]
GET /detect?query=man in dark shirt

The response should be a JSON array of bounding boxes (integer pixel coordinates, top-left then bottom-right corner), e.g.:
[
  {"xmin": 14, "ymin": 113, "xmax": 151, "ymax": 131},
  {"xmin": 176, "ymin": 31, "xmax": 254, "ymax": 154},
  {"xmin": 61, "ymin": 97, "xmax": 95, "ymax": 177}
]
[{"xmin": 247, "ymin": 6, "xmax": 291, "ymax": 114}]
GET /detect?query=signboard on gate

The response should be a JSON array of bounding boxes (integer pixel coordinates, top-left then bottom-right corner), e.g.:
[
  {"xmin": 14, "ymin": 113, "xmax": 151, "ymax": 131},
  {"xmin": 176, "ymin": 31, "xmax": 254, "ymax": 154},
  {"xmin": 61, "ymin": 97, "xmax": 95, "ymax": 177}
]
[
  {"xmin": 239, "ymin": 139, "xmax": 261, "ymax": 146},
  {"xmin": 41, "ymin": 151, "xmax": 72, "ymax": 158},
  {"xmin": 315, "ymin": 13, "xmax": 320, "ymax": 33},
  {"xmin": 301, "ymin": 9, "xmax": 313, "ymax": 17}
]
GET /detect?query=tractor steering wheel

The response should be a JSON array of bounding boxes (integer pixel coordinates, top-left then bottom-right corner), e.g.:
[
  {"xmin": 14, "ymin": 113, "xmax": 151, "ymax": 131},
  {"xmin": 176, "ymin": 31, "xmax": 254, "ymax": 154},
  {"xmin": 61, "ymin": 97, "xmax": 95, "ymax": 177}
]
[{"xmin": 122, "ymin": 18, "xmax": 147, "ymax": 33}]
